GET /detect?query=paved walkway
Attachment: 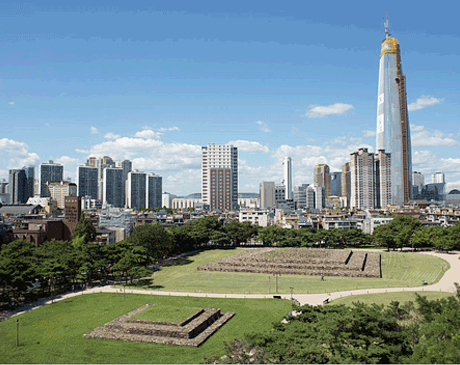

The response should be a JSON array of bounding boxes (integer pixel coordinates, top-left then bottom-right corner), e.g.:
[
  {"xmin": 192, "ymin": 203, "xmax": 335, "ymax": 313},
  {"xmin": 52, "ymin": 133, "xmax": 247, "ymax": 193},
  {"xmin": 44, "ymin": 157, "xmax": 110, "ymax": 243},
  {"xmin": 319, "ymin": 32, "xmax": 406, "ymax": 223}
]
[{"xmin": 8, "ymin": 250, "xmax": 460, "ymax": 318}]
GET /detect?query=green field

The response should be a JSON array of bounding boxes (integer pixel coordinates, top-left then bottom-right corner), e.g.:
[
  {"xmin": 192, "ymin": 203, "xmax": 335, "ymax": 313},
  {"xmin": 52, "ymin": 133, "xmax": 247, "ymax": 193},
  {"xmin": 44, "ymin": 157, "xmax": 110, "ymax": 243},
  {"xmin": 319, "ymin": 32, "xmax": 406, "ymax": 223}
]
[
  {"xmin": 131, "ymin": 304, "xmax": 201, "ymax": 322},
  {"xmin": 331, "ymin": 291, "xmax": 454, "ymax": 307},
  {"xmin": 0, "ymin": 293, "xmax": 291, "ymax": 364},
  {"xmin": 135, "ymin": 249, "xmax": 450, "ymax": 295}
]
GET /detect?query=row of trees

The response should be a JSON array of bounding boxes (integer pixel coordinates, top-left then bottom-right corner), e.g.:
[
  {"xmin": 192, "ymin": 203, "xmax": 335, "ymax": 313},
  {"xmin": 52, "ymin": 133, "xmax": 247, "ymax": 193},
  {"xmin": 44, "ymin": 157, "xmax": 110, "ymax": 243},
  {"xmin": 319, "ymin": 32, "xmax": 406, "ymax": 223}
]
[{"xmin": 205, "ymin": 292, "xmax": 460, "ymax": 364}]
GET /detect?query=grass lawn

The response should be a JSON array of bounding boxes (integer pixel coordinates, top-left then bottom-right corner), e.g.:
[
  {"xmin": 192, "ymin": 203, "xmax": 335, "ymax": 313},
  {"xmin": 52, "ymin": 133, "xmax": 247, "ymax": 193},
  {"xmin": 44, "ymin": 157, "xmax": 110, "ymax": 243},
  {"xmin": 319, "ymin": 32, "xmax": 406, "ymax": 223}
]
[
  {"xmin": 132, "ymin": 249, "xmax": 450, "ymax": 295},
  {"xmin": 131, "ymin": 304, "xmax": 201, "ymax": 322},
  {"xmin": 330, "ymin": 291, "xmax": 454, "ymax": 307},
  {"xmin": 0, "ymin": 293, "xmax": 291, "ymax": 364}
]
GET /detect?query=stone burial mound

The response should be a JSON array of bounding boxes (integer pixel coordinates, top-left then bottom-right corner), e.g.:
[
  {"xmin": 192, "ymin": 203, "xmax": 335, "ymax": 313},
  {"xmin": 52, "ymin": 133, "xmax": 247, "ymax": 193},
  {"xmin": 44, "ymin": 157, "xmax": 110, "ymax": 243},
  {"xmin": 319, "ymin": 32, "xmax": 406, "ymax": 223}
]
[
  {"xmin": 83, "ymin": 304, "xmax": 235, "ymax": 347},
  {"xmin": 198, "ymin": 248, "xmax": 381, "ymax": 278}
]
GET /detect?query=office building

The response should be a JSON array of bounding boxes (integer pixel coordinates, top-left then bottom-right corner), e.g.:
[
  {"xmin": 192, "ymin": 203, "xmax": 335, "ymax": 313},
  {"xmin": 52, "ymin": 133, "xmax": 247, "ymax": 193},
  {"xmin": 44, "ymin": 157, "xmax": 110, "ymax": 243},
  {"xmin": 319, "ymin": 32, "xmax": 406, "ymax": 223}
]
[
  {"xmin": 275, "ymin": 185, "xmax": 286, "ymax": 207},
  {"xmin": 77, "ymin": 165, "xmax": 98, "ymax": 200},
  {"xmin": 127, "ymin": 170, "xmax": 147, "ymax": 209},
  {"xmin": 87, "ymin": 156, "xmax": 116, "ymax": 200},
  {"xmin": 375, "ymin": 150, "xmax": 392, "ymax": 208},
  {"xmin": 375, "ymin": 19, "xmax": 412, "ymax": 205},
  {"xmin": 341, "ymin": 162, "xmax": 351, "ymax": 205},
  {"xmin": 147, "ymin": 173, "xmax": 162, "ymax": 209},
  {"xmin": 412, "ymin": 171, "xmax": 425, "ymax": 196},
  {"xmin": 330, "ymin": 172, "xmax": 342, "ymax": 196},
  {"xmin": 9, "ymin": 169, "xmax": 28, "ymax": 204},
  {"xmin": 314, "ymin": 164, "xmax": 331, "ymax": 197},
  {"xmin": 201, "ymin": 144, "xmax": 238, "ymax": 211},
  {"xmin": 103, "ymin": 167, "xmax": 124, "ymax": 208},
  {"xmin": 39, "ymin": 160, "xmax": 64, "ymax": 197},
  {"xmin": 293, "ymin": 184, "xmax": 309, "ymax": 209},
  {"xmin": 282, "ymin": 157, "xmax": 293, "ymax": 200},
  {"xmin": 23, "ymin": 166, "xmax": 35, "ymax": 198},
  {"xmin": 259, "ymin": 181, "xmax": 275, "ymax": 209}
]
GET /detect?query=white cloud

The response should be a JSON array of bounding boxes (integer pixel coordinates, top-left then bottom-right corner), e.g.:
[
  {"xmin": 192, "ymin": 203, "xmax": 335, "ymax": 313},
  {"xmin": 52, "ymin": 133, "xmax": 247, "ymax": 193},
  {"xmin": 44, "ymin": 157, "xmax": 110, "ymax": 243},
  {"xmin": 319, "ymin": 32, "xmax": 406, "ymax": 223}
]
[
  {"xmin": 256, "ymin": 121, "xmax": 271, "ymax": 133},
  {"xmin": 134, "ymin": 129, "xmax": 162, "ymax": 139},
  {"xmin": 0, "ymin": 138, "xmax": 40, "ymax": 170},
  {"xmin": 410, "ymin": 124, "xmax": 459, "ymax": 147},
  {"xmin": 90, "ymin": 126, "xmax": 98, "ymax": 134},
  {"xmin": 9, "ymin": 101, "xmax": 14, "ymax": 106},
  {"xmin": 362, "ymin": 130, "xmax": 376, "ymax": 138},
  {"xmin": 158, "ymin": 126, "xmax": 180, "ymax": 132},
  {"xmin": 408, "ymin": 96, "xmax": 443, "ymax": 112},
  {"xmin": 55, "ymin": 156, "xmax": 81, "ymax": 181},
  {"xmin": 304, "ymin": 103, "xmax": 354, "ymax": 118},
  {"xmin": 76, "ymin": 148, "xmax": 89, "ymax": 154},
  {"xmin": 104, "ymin": 132, "xmax": 121, "ymax": 140},
  {"xmin": 228, "ymin": 140, "xmax": 269, "ymax": 154}
]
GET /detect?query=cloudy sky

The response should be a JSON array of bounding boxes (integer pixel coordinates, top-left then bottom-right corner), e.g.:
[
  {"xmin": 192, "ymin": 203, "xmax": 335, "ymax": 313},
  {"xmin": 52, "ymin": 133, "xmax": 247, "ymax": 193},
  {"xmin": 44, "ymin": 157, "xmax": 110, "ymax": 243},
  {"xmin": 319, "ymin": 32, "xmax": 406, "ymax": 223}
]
[{"xmin": 1, "ymin": 1, "xmax": 460, "ymax": 195}]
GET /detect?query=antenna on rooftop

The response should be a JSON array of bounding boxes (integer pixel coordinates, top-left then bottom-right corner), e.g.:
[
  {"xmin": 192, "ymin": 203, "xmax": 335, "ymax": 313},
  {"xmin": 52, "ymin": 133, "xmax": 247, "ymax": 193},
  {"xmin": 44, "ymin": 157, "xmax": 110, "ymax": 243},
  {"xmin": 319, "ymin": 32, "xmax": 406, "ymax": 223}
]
[{"xmin": 384, "ymin": 13, "xmax": 391, "ymax": 38}]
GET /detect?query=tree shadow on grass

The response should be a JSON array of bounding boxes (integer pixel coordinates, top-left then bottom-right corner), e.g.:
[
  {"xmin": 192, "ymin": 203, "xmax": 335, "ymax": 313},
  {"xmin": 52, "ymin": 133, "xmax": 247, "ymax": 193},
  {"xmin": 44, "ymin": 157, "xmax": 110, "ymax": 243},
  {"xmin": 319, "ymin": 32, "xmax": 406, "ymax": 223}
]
[{"xmin": 162, "ymin": 258, "xmax": 193, "ymax": 267}]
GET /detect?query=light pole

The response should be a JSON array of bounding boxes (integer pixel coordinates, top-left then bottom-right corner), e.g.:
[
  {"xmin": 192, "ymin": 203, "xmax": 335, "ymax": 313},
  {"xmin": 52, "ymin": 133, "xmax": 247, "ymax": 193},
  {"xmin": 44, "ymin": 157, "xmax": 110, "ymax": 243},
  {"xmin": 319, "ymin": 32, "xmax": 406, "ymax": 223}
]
[{"xmin": 290, "ymin": 287, "xmax": 293, "ymax": 300}]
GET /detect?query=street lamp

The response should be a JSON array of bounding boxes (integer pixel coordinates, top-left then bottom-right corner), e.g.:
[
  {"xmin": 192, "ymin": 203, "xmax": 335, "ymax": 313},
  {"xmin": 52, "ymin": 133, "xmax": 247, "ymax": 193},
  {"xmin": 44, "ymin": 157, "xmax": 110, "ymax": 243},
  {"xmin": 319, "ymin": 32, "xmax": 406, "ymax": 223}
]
[{"xmin": 290, "ymin": 287, "xmax": 293, "ymax": 300}]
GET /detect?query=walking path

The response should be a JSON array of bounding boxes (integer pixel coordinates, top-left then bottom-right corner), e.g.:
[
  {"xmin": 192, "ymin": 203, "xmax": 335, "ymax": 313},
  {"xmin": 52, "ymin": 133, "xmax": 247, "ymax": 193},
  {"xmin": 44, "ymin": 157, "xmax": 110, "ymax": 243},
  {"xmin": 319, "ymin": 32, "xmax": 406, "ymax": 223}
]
[{"xmin": 8, "ymin": 250, "xmax": 460, "ymax": 318}]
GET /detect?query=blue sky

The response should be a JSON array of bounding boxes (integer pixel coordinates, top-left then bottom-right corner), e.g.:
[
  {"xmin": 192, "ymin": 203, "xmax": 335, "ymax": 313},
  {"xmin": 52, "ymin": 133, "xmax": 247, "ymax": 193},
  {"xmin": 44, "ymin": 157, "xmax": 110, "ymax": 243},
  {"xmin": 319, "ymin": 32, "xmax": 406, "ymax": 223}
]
[{"xmin": 1, "ymin": 1, "xmax": 460, "ymax": 195}]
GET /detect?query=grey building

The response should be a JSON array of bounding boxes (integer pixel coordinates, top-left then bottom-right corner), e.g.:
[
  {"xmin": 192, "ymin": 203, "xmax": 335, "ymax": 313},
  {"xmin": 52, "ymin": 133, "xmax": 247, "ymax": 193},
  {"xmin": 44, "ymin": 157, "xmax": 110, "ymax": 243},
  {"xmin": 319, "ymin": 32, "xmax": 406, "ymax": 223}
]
[
  {"xmin": 259, "ymin": 181, "xmax": 275, "ymax": 209},
  {"xmin": 127, "ymin": 170, "xmax": 147, "ymax": 209},
  {"xmin": 330, "ymin": 172, "xmax": 342, "ymax": 197},
  {"xmin": 103, "ymin": 167, "xmax": 124, "ymax": 208},
  {"xmin": 293, "ymin": 184, "xmax": 309, "ymax": 209},
  {"xmin": 77, "ymin": 165, "xmax": 98, "ymax": 200},
  {"xmin": 23, "ymin": 166, "xmax": 35, "ymax": 199},
  {"xmin": 147, "ymin": 173, "xmax": 162, "ymax": 209},
  {"xmin": 39, "ymin": 160, "xmax": 64, "ymax": 197},
  {"xmin": 9, "ymin": 169, "xmax": 28, "ymax": 204}
]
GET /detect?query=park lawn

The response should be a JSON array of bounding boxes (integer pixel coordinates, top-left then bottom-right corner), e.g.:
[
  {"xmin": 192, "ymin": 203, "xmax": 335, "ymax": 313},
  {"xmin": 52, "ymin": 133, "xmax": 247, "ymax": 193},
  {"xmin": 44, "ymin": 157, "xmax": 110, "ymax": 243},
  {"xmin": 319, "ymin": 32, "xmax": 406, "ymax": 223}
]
[
  {"xmin": 330, "ymin": 291, "xmax": 454, "ymax": 307},
  {"xmin": 131, "ymin": 304, "xmax": 201, "ymax": 322},
  {"xmin": 136, "ymin": 249, "xmax": 450, "ymax": 295},
  {"xmin": 0, "ymin": 293, "xmax": 291, "ymax": 364}
]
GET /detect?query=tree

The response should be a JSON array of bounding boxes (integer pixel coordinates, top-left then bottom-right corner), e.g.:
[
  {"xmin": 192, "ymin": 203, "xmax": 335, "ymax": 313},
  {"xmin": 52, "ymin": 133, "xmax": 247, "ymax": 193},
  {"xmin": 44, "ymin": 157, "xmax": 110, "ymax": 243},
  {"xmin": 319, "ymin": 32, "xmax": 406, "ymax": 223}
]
[
  {"xmin": 224, "ymin": 222, "xmax": 258, "ymax": 246},
  {"xmin": 126, "ymin": 223, "xmax": 173, "ymax": 263},
  {"xmin": 71, "ymin": 216, "xmax": 97, "ymax": 244},
  {"xmin": 256, "ymin": 225, "xmax": 285, "ymax": 246},
  {"xmin": 184, "ymin": 217, "xmax": 222, "ymax": 246},
  {"xmin": 0, "ymin": 239, "xmax": 37, "ymax": 306}
]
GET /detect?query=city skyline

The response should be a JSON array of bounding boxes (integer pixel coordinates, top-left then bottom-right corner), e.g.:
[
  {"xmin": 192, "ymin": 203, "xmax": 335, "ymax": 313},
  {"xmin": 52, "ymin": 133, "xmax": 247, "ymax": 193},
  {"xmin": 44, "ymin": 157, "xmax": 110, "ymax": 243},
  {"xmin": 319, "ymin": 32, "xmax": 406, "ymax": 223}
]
[{"xmin": 1, "ymin": 2, "xmax": 459, "ymax": 196}]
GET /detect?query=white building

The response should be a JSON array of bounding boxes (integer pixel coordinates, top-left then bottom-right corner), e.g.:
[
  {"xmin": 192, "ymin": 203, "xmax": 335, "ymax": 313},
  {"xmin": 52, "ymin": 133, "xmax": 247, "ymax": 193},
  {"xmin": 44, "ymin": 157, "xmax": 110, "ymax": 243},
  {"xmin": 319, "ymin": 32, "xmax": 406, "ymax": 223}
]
[
  {"xmin": 172, "ymin": 198, "xmax": 201, "ymax": 210},
  {"xmin": 201, "ymin": 144, "xmax": 238, "ymax": 211},
  {"xmin": 350, "ymin": 148, "xmax": 375, "ymax": 210},
  {"xmin": 432, "ymin": 172, "xmax": 445, "ymax": 184},
  {"xmin": 46, "ymin": 181, "xmax": 77, "ymax": 209},
  {"xmin": 282, "ymin": 157, "xmax": 292, "ymax": 200},
  {"xmin": 162, "ymin": 193, "xmax": 176, "ymax": 209},
  {"xmin": 239, "ymin": 209, "xmax": 270, "ymax": 227},
  {"xmin": 259, "ymin": 181, "xmax": 275, "ymax": 209}
]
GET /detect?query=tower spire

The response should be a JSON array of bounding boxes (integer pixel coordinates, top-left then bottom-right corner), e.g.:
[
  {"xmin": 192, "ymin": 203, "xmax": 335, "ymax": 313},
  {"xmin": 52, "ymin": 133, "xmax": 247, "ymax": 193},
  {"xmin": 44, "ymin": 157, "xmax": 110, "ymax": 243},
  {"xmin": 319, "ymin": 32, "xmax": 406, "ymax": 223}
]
[{"xmin": 384, "ymin": 13, "xmax": 391, "ymax": 38}]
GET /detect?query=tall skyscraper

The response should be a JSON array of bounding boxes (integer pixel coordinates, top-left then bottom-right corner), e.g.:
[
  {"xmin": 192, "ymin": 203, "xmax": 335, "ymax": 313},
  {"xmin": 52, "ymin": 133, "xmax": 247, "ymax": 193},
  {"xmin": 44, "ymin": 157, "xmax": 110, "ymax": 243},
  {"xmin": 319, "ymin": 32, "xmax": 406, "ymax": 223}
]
[
  {"xmin": 259, "ymin": 181, "xmax": 275, "ymax": 209},
  {"xmin": 103, "ymin": 167, "xmax": 124, "ymax": 208},
  {"xmin": 314, "ymin": 164, "xmax": 331, "ymax": 197},
  {"xmin": 39, "ymin": 160, "xmax": 64, "ymax": 197},
  {"xmin": 147, "ymin": 173, "xmax": 162, "ymax": 209},
  {"xmin": 201, "ymin": 144, "xmax": 238, "ymax": 211},
  {"xmin": 9, "ymin": 169, "xmax": 28, "ymax": 204},
  {"xmin": 376, "ymin": 19, "xmax": 412, "ymax": 205},
  {"xmin": 77, "ymin": 165, "xmax": 98, "ymax": 200},
  {"xmin": 127, "ymin": 170, "xmax": 146, "ymax": 209},
  {"xmin": 282, "ymin": 157, "xmax": 292, "ymax": 200},
  {"xmin": 87, "ymin": 156, "xmax": 116, "ymax": 200},
  {"xmin": 412, "ymin": 171, "xmax": 425, "ymax": 195}
]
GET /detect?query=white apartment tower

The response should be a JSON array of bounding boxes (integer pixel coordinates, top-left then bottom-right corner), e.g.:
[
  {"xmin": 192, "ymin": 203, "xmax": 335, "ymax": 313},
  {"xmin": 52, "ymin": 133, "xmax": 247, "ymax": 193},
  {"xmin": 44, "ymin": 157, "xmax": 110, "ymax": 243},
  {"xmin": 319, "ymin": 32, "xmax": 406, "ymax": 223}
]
[
  {"xmin": 282, "ymin": 157, "xmax": 293, "ymax": 200},
  {"xmin": 201, "ymin": 144, "xmax": 238, "ymax": 211},
  {"xmin": 432, "ymin": 172, "xmax": 445, "ymax": 184}
]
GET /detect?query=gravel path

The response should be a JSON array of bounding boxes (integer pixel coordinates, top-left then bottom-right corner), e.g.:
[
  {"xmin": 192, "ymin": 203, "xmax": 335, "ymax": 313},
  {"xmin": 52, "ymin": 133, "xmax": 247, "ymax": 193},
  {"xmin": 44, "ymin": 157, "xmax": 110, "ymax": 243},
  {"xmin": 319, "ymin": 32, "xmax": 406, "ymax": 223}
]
[{"xmin": 7, "ymin": 250, "xmax": 460, "ymax": 319}]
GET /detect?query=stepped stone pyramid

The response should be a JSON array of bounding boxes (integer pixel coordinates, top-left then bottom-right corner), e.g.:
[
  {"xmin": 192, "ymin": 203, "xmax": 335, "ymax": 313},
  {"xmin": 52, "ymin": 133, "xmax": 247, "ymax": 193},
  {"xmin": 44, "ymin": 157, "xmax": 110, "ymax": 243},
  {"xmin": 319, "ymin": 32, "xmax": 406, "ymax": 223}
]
[{"xmin": 84, "ymin": 304, "xmax": 234, "ymax": 347}]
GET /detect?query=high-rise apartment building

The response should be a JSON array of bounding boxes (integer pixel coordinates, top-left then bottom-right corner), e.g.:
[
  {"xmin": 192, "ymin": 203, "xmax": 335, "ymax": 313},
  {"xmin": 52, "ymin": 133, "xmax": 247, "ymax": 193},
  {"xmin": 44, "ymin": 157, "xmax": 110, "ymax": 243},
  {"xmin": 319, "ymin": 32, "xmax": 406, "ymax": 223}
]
[
  {"xmin": 330, "ymin": 172, "xmax": 342, "ymax": 197},
  {"xmin": 9, "ymin": 169, "xmax": 28, "ymax": 204},
  {"xmin": 376, "ymin": 20, "xmax": 412, "ymax": 205},
  {"xmin": 103, "ymin": 167, "xmax": 124, "ymax": 208},
  {"xmin": 259, "ymin": 181, "xmax": 275, "ymax": 209},
  {"xmin": 314, "ymin": 164, "xmax": 331, "ymax": 197},
  {"xmin": 77, "ymin": 165, "xmax": 98, "ymax": 200},
  {"xmin": 87, "ymin": 156, "xmax": 116, "ymax": 200},
  {"xmin": 282, "ymin": 157, "xmax": 293, "ymax": 200},
  {"xmin": 350, "ymin": 148, "xmax": 375, "ymax": 210},
  {"xmin": 293, "ymin": 184, "xmax": 309, "ymax": 209},
  {"xmin": 432, "ymin": 172, "xmax": 445, "ymax": 184},
  {"xmin": 117, "ymin": 159, "xmax": 132, "ymax": 206},
  {"xmin": 201, "ymin": 144, "xmax": 238, "ymax": 211},
  {"xmin": 341, "ymin": 162, "xmax": 351, "ymax": 205},
  {"xmin": 39, "ymin": 160, "xmax": 64, "ymax": 197},
  {"xmin": 127, "ymin": 170, "xmax": 146, "ymax": 209},
  {"xmin": 147, "ymin": 173, "xmax": 162, "ymax": 209},
  {"xmin": 412, "ymin": 171, "xmax": 425, "ymax": 196}
]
